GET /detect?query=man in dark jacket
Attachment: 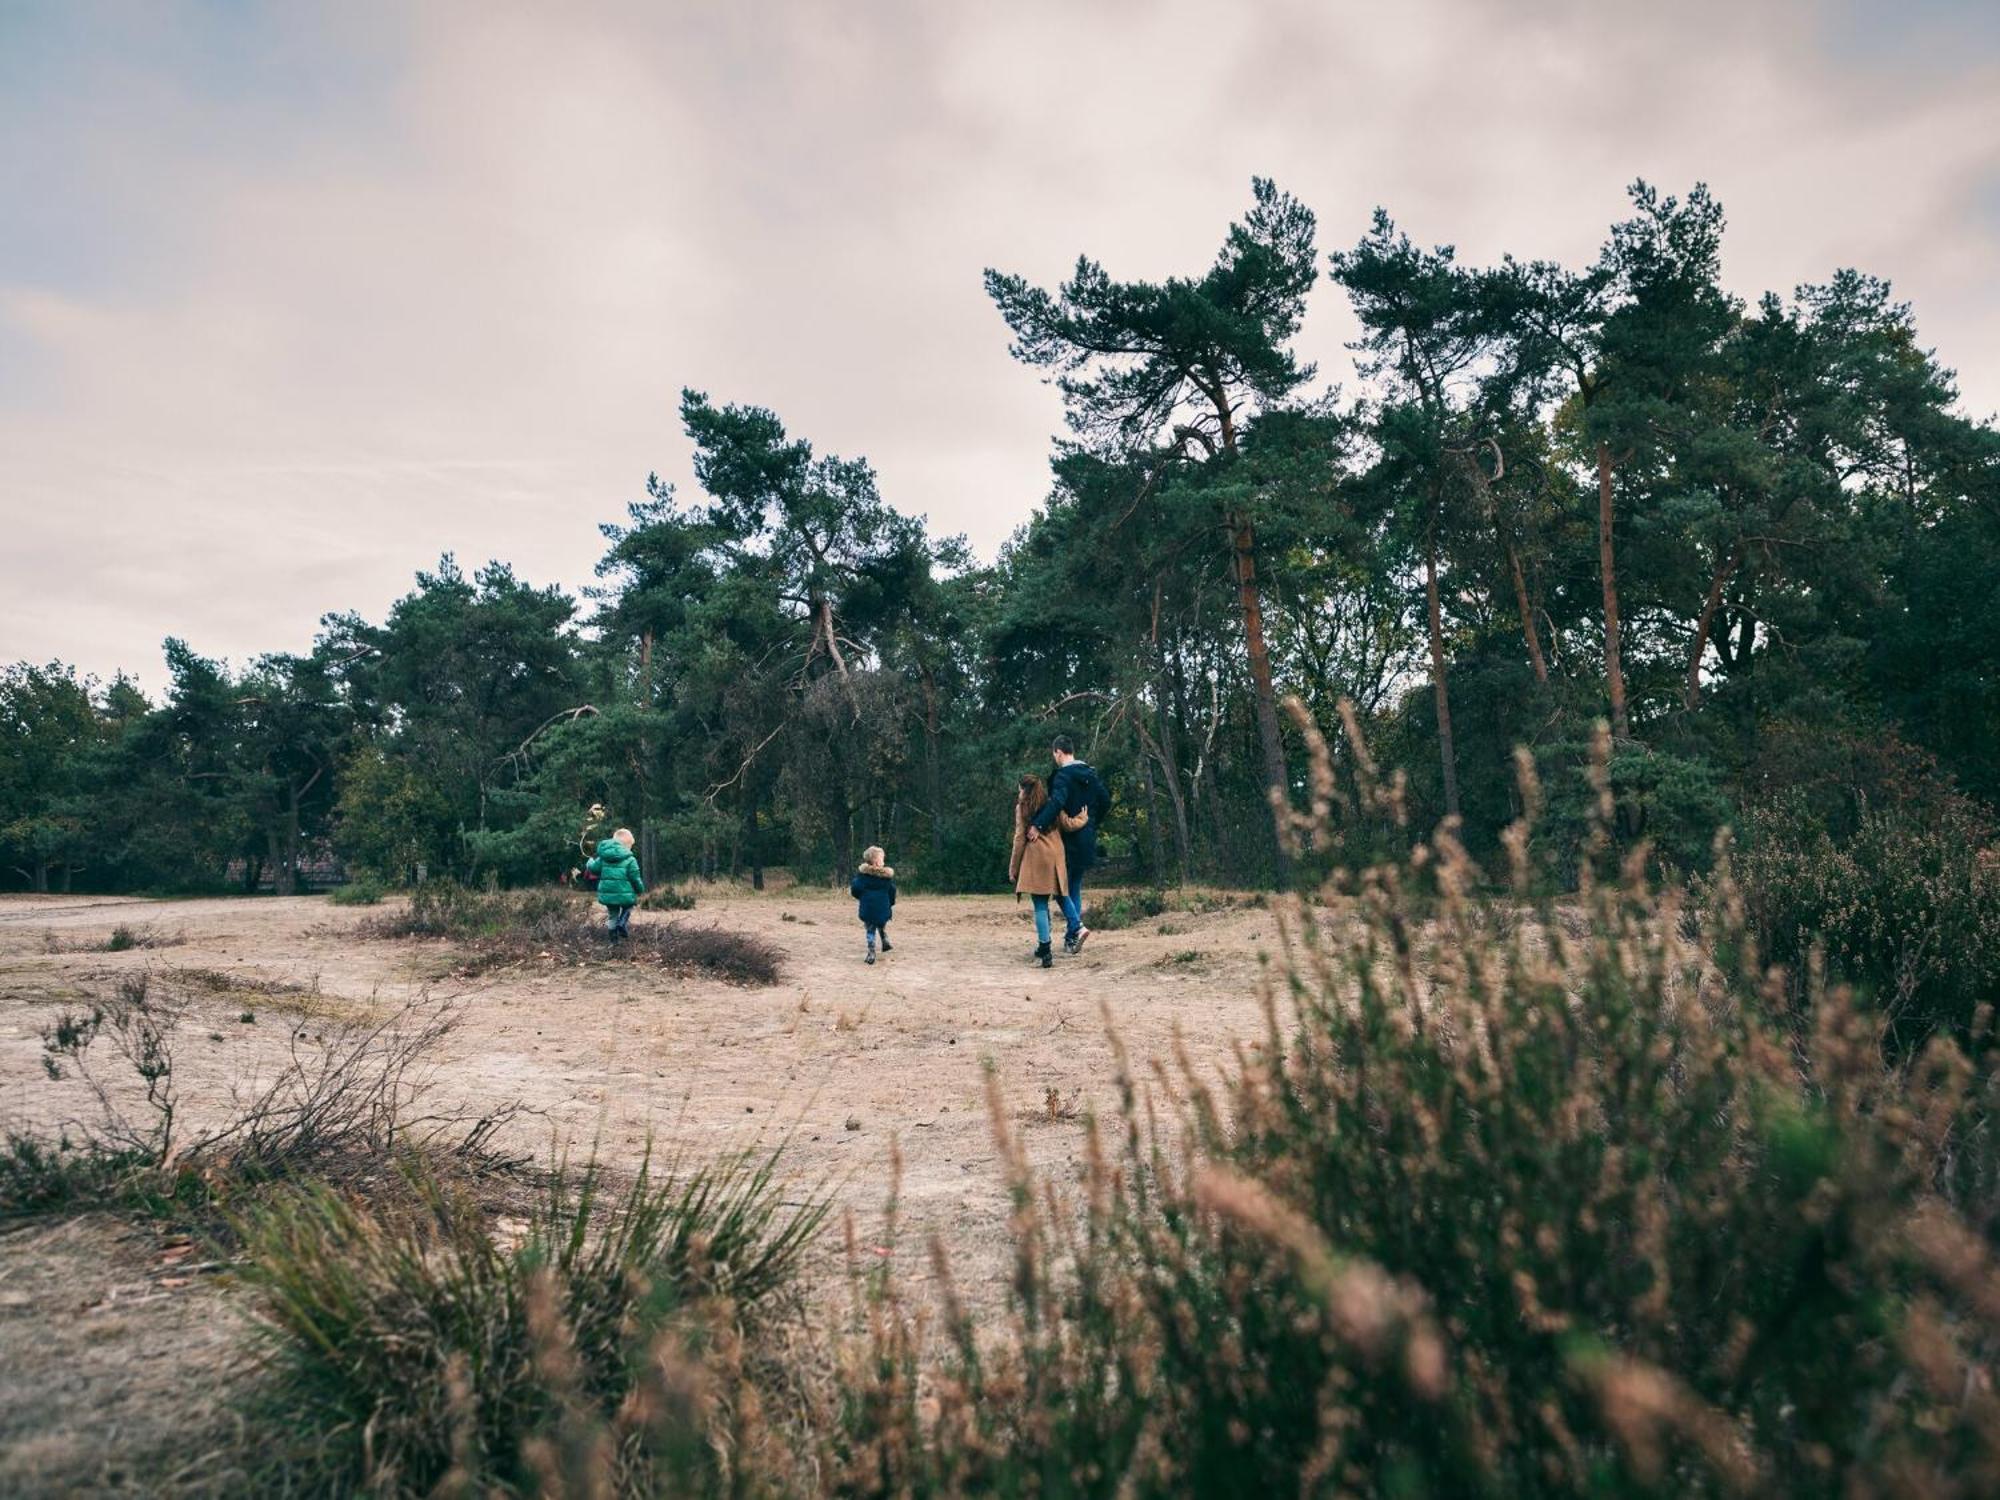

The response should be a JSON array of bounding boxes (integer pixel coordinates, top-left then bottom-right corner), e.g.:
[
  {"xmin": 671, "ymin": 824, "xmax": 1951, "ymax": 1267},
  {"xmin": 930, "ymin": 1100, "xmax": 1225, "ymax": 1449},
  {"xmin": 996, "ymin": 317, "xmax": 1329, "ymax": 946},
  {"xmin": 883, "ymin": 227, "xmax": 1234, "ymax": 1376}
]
[{"xmin": 1029, "ymin": 734, "xmax": 1107, "ymax": 952}]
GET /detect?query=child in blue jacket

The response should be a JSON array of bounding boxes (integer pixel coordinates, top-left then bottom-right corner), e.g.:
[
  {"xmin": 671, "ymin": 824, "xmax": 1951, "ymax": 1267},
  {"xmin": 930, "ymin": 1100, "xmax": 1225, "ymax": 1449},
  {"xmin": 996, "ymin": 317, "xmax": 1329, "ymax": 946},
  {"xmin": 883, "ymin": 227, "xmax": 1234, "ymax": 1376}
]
[{"xmin": 849, "ymin": 846, "xmax": 896, "ymax": 964}]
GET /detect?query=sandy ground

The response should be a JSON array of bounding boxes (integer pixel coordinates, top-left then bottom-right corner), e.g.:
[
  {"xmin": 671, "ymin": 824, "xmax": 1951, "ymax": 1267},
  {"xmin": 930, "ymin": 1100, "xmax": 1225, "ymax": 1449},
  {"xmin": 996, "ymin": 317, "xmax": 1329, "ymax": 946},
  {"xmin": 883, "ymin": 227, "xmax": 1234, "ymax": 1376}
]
[
  {"xmin": 0, "ymin": 1212, "xmax": 249, "ymax": 1495},
  {"xmin": 0, "ymin": 883, "xmax": 1280, "ymax": 1490}
]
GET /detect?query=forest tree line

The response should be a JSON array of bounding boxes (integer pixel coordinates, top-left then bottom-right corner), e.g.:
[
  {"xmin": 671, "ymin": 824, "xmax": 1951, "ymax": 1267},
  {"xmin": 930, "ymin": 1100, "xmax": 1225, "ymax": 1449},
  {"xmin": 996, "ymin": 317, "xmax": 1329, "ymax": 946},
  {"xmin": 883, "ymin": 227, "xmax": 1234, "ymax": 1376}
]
[{"xmin": 3, "ymin": 178, "xmax": 1997, "ymax": 897}]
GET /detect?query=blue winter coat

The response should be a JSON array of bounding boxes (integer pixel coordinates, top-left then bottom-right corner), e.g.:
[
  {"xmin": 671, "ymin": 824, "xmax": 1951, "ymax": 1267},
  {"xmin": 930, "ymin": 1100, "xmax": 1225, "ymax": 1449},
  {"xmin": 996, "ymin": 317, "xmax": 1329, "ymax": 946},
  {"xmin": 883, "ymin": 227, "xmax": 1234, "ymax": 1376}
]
[{"xmin": 849, "ymin": 865, "xmax": 896, "ymax": 927}]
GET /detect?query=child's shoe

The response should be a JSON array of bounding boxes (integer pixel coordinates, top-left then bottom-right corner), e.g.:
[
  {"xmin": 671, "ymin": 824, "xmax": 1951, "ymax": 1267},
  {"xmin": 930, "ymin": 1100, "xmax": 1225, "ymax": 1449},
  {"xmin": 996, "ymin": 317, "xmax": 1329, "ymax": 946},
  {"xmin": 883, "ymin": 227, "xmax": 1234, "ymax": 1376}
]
[{"xmin": 879, "ymin": 935, "xmax": 892, "ymax": 952}]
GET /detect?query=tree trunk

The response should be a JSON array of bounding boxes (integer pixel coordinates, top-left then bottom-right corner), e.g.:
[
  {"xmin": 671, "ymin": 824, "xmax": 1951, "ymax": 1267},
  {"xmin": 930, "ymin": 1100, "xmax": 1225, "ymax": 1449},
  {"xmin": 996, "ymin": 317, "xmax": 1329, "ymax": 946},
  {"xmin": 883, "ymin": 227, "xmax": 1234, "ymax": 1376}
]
[
  {"xmin": 31, "ymin": 857, "xmax": 48, "ymax": 894},
  {"xmin": 59, "ymin": 862, "xmax": 73, "ymax": 894},
  {"xmin": 1168, "ymin": 639, "xmax": 1228, "ymax": 872},
  {"xmin": 815, "ymin": 597, "xmax": 852, "ymax": 680},
  {"xmin": 830, "ymin": 795, "xmax": 855, "ymax": 887},
  {"xmin": 1228, "ymin": 513, "xmax": 1291, "ymax": 879},
  {"xmin": 1149, "ymin": 693, "xmax": 1195, "ymax": 885},
  {"xmin": 1685, "ymin": 543, "xmax": 1743, "ymax": 709},
  {"xmin": 1597, "ymin": 443, "xmax": 1630, "ymax": 738},
  {"xmin": 1505, "ymin": 538, "xmax": 1550, "ymax": 686},
  {"xmin": 1425, "ymin": 524, "xmax": 1461, "ymax": 820},
  {"xmin": 277, "ymin": 786, "xmax": 303, "ymax": 896},
  {"xmin": 1137, "ymin": 726, "xmax": 1168, "ymax": 882},
  {"xmin": 747, "ymin": 795, "xmax": 765, "ymax": 891},
  {"xmin": 1463, "ymin": 448, "xmax": 1548, "ymax": 688},
  {"xmin": 638, "ymin": 627, "xmax": 656, "ymax": 882},
  {"xmin": 1199, "ymin": 750, "xmax": 1230, "ymax": 873},
  {"xmin": 921, "ymin": 667, "xmax": 944, "ymax": 856}
]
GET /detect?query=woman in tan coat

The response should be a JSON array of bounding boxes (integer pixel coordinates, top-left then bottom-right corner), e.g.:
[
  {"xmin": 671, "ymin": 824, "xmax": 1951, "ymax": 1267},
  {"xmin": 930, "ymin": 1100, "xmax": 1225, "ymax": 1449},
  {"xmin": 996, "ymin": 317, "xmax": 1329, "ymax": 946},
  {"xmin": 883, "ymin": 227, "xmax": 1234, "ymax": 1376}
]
[{"xmin": 1010, "ymin": 774, "xmax": 1086, "ymax": 968}]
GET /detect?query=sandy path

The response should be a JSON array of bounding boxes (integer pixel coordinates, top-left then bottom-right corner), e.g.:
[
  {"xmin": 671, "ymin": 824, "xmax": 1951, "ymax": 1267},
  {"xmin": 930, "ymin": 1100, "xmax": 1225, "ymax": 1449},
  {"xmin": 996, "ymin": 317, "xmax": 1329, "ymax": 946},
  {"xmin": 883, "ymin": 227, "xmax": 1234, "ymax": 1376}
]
[{"xmin": 1, "ymin": 884, "xmax": 1281, "ymax": 1304}]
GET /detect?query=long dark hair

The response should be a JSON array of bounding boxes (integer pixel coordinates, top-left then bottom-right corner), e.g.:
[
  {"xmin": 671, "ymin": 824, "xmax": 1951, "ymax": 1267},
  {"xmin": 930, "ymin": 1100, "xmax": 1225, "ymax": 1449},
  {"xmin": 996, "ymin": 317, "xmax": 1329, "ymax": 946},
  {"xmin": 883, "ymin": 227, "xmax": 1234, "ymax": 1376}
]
[{"xmin": 1017, "ymin": 774, "xmax": 1047, "ymax": 823}]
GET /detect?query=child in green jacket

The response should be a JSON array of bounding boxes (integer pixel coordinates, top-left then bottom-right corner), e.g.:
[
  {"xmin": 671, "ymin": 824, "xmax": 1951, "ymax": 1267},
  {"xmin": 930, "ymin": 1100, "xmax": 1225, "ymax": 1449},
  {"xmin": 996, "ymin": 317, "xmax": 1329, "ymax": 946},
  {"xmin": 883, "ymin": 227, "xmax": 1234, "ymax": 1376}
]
[{"xmin": 586, "ymin": 828, "xmax": 645, "ymax": 938}]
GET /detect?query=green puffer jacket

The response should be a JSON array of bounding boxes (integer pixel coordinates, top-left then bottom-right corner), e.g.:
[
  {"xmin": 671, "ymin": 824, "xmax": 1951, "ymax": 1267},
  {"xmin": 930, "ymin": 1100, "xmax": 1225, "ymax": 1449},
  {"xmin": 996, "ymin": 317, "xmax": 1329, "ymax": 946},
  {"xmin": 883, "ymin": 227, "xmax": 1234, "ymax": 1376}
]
[{"xmin": 585, "ymin": 838, "xmax": 645, "ymax": 907}]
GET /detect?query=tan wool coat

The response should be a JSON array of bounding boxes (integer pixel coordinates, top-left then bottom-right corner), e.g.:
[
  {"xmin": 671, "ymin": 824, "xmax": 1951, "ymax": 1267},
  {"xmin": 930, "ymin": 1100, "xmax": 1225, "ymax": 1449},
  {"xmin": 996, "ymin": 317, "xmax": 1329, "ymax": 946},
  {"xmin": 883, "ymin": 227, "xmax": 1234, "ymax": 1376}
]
[{"xmin": 1009, "ymin": 805, "xmax": 1086, "ymax": 897}]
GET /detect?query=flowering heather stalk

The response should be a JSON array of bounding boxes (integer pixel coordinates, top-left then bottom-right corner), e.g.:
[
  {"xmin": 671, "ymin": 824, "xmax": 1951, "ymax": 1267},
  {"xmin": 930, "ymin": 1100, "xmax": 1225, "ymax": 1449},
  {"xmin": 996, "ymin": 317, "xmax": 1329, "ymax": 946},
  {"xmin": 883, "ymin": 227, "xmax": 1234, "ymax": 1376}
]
[{"xmin": 829, "ymin": 700, "xmax": 2000, "ymax": 1498}]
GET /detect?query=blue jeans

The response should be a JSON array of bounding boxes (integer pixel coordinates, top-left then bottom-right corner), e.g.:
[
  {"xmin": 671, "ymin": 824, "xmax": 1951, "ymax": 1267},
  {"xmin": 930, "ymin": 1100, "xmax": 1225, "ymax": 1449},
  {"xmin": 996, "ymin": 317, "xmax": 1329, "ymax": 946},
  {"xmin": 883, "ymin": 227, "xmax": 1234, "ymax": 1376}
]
[
  {"xmin": 1031, "ymin": 895, "xmax": 1052, "ymax": 946},
  {"xmin": 1061, "ymin": 870, "xmax": 1084, "ymax": 937},
  {"xmin": 606, "ymin": 904, "xmax": 632, "ymax": 934}
]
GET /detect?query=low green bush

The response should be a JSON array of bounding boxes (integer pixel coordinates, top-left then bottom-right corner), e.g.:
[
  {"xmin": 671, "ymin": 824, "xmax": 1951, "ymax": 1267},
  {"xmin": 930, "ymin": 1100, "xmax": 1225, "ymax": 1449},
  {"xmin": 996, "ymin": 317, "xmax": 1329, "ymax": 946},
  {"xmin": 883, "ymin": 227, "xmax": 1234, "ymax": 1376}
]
[
  {"xmin": 1086, "ymin": 887, "xmax": 1167, "ymax": 931},
  {"xmin": 98, "ymin": 922, "xmax": 182, "ymax": 952},
  {"xmin": 329, "ymin": 873, "xmax": 388, "ymax": 906},
  {"xmin": 640, "ymin": 884, "xmax": 697, "ymax": 912},
  {"xmin": 1536, "ymin": 738, "xmax": 1734, "ymax": 883},
  {"xmin": 0, "ymin": 1131, "xmax": 155, "ymax": 1220}
]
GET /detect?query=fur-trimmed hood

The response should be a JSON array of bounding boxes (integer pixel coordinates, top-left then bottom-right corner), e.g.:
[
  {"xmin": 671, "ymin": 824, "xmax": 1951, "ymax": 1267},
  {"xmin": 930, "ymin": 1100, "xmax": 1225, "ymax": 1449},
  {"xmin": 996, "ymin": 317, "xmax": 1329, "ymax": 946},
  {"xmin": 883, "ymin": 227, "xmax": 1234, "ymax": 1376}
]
[{"xmin": 856, "ymin": 861, "xmax": 895, "ymax": 879}]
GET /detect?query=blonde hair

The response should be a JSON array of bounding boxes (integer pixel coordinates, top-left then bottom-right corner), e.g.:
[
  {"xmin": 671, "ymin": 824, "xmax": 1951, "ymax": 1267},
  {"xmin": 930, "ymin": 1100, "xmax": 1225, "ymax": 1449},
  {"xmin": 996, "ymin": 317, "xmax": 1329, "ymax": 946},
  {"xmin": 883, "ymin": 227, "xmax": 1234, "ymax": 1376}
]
[
  {"xmin": 613, "ymin": 827, "xmax": 635, "ymax": 848},
  {"xmin": 863, "ymin": 844, "xmax": 886, "ymax": 867}
]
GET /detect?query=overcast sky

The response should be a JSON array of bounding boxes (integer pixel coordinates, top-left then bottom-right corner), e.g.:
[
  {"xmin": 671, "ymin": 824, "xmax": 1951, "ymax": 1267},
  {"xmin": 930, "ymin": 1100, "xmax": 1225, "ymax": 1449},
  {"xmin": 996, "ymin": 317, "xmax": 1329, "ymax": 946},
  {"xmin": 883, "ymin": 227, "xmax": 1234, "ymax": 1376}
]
[{"xmin": 4, "ymin": 0, "xmax": 1998, "ymax": 686}]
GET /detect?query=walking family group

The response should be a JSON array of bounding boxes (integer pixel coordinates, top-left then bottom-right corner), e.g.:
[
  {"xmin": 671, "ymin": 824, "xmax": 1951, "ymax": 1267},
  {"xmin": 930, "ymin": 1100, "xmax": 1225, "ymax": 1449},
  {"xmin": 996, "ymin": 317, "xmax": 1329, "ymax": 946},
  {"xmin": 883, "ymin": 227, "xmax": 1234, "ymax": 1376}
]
[{"xmin": 576, "ymin": 737, "xmax": 1111, "ymax": 970}]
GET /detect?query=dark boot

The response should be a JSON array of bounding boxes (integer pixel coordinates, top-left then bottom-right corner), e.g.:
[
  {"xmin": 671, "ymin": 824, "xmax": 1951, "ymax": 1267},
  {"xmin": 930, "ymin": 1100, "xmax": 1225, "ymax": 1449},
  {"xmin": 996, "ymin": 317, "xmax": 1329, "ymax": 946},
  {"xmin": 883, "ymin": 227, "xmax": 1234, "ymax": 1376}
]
[
  {"xmin": 879, "ymin": 933, "xmax": 892, "ymax": 952},
  {"xmin": 1035, "ymin": 941, "xmax": 1053, "ymax": 969}
]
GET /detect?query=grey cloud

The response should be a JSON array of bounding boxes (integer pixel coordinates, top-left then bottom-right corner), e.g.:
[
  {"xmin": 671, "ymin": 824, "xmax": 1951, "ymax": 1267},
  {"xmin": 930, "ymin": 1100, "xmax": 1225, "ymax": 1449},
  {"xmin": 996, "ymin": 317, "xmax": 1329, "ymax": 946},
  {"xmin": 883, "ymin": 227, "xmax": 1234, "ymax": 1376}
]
[{"xmin": 2, "ymin": 0, "xmax": 1996, "ymax": 684}]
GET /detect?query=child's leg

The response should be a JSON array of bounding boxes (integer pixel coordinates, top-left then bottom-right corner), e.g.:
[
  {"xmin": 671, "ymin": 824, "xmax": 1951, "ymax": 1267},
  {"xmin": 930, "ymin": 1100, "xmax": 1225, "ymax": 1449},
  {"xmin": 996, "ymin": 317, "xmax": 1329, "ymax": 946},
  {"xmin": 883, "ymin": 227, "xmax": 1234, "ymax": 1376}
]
[
  {"xmin": 878, "ymin": 922, "xmax": 891, "ymax": 951},
  {"xmin": 1031, "ymin": 895, "xmax": 1051, "ymax": 946}
]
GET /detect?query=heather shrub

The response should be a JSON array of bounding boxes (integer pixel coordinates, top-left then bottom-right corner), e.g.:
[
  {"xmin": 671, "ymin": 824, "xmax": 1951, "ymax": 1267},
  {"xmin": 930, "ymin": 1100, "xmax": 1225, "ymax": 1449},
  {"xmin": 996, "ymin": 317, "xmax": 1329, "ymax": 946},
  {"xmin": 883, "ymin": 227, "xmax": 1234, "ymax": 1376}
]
[
  {"xmin": 240, "ymin": 1148, "xmax": 826, "ymax": 1495},
  {"xmin": 1738, "ymin": 788, "xmax": 2000, "ymax": 1050},
  {"xmin": 10, "ymin": 977, "xmax": 525, "ymax": 1228},
  {"xmin": 364, "ymin": 879, "xmax": 574, "ymax": 941},
  {"xmin": 364, "ymin": 881, "xmax": 782, "ymax": 983},
  {"xmin": 827, "ymin": 709, "xmax": 2000, "ymax": 1498}
]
